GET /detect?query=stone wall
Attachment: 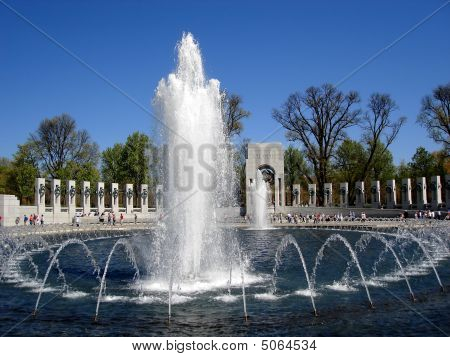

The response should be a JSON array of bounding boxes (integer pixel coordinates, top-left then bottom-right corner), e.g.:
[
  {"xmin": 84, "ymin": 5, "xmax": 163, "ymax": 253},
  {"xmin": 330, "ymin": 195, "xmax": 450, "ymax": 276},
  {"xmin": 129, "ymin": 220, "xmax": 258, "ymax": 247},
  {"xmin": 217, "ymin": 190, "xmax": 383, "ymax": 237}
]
[{"xmin": 0, "ymin": 178, "xmax": 159, "ymax": 227}]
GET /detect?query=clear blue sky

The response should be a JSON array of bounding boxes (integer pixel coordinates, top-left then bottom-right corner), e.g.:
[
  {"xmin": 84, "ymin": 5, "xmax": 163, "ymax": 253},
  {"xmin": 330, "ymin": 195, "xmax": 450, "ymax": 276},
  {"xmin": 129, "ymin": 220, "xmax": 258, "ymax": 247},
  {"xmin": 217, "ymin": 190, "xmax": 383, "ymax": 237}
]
[{"xmin": 1, "ymin": 0, "xmax": 449, "ymax": 164}]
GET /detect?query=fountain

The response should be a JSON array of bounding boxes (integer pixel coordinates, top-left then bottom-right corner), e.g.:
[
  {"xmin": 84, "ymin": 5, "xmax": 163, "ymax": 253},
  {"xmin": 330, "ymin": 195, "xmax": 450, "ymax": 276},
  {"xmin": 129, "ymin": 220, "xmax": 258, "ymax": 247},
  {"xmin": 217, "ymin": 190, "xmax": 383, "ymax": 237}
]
[
  {"xmin": 272, "ymin": 235, "xmax": 317, "ymax": 316},
  {"xmin": 153, "ymin": 33, "xmax": 233, "ymax": 281},
  {"xmin": 0, "ymin": 197, "xmax": 449, "ymax": 337},
  {"xmin": 355, "ymin": 233, "xmax": 416, "ymax": 301},
  {"xmin": 33, "ymin": 238, "xmax": 100, "ymax": 316},
  {"xmin": 1, "ymin": 236, "xmax": 53, "ymax": 281},
  {"xmin": 94, "ymin": 238, "xmax": 141, "ymax": 322},
  {"xmin": 249, "ymin": 170, "xmax": 271, "ymax": 229},
  {"xmin": 395, "ymin": 232, "xmax": 444, "ymax": 291},
  {"xmin": 310, "ymin": 234, "xmax": 374, "ymax": 308},
  {"xmin": 0, "ymin": 34, "xmax": 449, "ymax": 336}
]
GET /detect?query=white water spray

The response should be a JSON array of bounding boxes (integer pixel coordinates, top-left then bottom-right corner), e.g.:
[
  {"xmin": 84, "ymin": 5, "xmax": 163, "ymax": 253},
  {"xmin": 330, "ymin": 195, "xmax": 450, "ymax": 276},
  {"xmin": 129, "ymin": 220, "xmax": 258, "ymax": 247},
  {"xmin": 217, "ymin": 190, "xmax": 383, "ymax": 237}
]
[
  {"xmin": 250, "ymin": 170, "xmax": 270, "ymax": 229},
  {"xmin": 153, "ymin": 33, "xmax": 233, "ymax": 279}
]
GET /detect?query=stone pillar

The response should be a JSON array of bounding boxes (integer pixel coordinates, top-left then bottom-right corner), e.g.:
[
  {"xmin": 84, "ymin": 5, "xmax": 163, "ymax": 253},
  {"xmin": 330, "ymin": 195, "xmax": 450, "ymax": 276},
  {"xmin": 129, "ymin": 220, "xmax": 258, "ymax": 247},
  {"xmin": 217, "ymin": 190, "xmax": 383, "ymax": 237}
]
[
  {"xmin": 279, "ymin": 176, "xmax": 285, "ymax": 207},
  {"xmin": 370, "ymin": 180, "xmax": 380, "ymax": 208},
  {"xmin": 292, "ymin": 184, "xmax": 301, "ymax": 206},
  {"xmin": 386, "ymin": 179, "xmax": 396, "ymax": 209},
  {"xmin": 140, "ymin": 184, "xmax": 149, "ymax": 213},
  {"xmin": 308, "ymin": 183, "xmax": 316, "ymax": 207},
  {"xmin": 324, "ymin": 183, "xmax": 333, "ymax": 207},
  {"xmin": 339, "ymin": 183, "xmax": 348, "ymax": 208},
  {"xmin": 445, "ymin": 174, "xmax": 450, "ymax": 209},
  {"xmin": 246, "ymin": 179, "xmax": 252, "ymax": 213},
  {"xmin": 355, "ymin": 181, "xmax": 365, "ymax": 208},
  {"xmin": 51, "ymin": 179, "xmax": 61, "ymax": 214},
  {"xmin": 67, "ymin": 180, "xmax": 76, "ymax": 218},
  {"xmin": 274, "ymin": 178, "xmax": 280, "ymax": 207},
  {"xmin": 416, "ymin": 177, "xmax": 427, "ymax": 209},
  {"xmin": 111, "ymin": 183, "xmax": 119, "ymax": 213},
  {"xmin": 125, "ymin": 183, "xmax": 134, "ymax": 214},
  {"xmin": 35, "ymin": 178, "xmax": 46, "ymax": 215},
  {"xmin": 156, "ymin": 184, "xmax": 163, "ymax": 212},
  {"xmin": 430, "ymin": 176, "xmax": 442, "ymax": 209},
  {"xmin": 401, "ymin": 178, "xmax": 412, "ymax": 209},
  {"xmin": 0, "ymin": 194, "xmax": 21, "ymax": 227},
  {"xmin": 82, "ymin": 181, "xmax": 91, "ymax": 214},
  {"xmin": 97, "ymin": 182, "xmax": 105, "ymax": 214}
]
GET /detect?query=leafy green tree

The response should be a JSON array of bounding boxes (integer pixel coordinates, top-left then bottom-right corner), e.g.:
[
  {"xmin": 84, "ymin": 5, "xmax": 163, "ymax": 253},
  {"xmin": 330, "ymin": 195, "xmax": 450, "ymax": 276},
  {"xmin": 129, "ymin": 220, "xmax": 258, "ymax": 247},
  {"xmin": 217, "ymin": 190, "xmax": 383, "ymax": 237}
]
[
  {"xmin": 332, "ymin": 140, "xmax": 395, "ymax": 205},
  {"xmin": 371, "ymin": 142, "xmax": 396, "ymax": 182},
  {"xmin": 122, "ymin": 132, "xmax": 150, "ymax": 186},
  {"xmin": 332, "ymin": 139, "xmax": 366, "ymax": 203},
  {"xmin": 3, "ymin": 115, "xmax": 103, "ymax": 202},
  {"xmin": 408, "ymin": 147, "xmax": 438, "ymax": 179},
  {"xmin": 120, "ymin": 132, "xmax": 152, "ymax": 188},
  {"xmin": 395, "ymin": 160, "xmax": 411, "ymax": 183},
  {"xmin": 8, "ymin": 143, "xmax": 40, "ymax": 203},
  {"xmin": 57, "ymin": 161, "xmax": 100, "ymax": 187},
  {"xmin": 101, "ymin": 143, "xmax": 125, "ymax": 185},
  {"xmin": 404, "ymin": 147, "xmax": 448, "ymax": 203},
  {"xmin": 0, "ymin": 157, "xmax": 12, "ymax": 194},
  {"xmin": 284, "ymin": 146, "xmax": 311, "ymax": 205},
  {"xmin": 432, "ymin": 150, "xmax": 450, "ymax": 178},
  {"xmin": 101, "ymin": 132, "xmax": 154, "ymax": 190}
]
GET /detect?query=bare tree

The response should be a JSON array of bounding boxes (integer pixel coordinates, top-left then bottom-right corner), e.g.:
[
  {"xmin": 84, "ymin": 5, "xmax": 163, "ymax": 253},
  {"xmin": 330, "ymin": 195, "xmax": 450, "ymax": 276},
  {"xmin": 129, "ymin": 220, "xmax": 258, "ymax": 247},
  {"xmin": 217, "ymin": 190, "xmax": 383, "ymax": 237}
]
[
  {"xmin": 221, "ymin": 91, "xmax": 251, "ymax": 139},
  {"xmin": 417, "ymin": 83, "xmax": 450, "ymax": 154},
  {"xmin": 273, "ymin": 84, "xmax": 361, "ymax": 205},
  {"xmin": 30, "ymin": 114, "xmax": 99, "ymax": 178},
  {"xmin": 360, "ymin": 93, "xmax": 406, "ymax": 179}
]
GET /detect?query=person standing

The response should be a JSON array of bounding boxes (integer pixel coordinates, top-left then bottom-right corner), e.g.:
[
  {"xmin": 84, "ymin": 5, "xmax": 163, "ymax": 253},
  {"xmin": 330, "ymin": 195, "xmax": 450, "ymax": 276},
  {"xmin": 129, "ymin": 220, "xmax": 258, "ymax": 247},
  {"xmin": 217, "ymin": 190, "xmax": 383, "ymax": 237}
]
[
  {"xmin": 134, "ymin": 213, "xmax": 137, "ymax": 224},
  {"xmin": 41, "ymin": 214, "xmax": 44, "ymax": 225}
]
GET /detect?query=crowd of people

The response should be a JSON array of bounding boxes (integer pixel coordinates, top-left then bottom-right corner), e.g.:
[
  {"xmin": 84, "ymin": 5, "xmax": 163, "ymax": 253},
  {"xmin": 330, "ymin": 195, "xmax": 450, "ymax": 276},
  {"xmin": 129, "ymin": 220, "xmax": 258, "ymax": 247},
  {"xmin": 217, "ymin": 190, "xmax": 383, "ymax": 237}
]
[
  {"xmin": 4, "ymin": 208, "xmax": 448, "ymax": 228},
  {"xmin": 267, "ymin": 211, "xmax": 368, "ymax": 224},
  {"xmin": 20, "ymin": 214, "xmax": 45, "ymax": 226},
  {"xmin": 407, "ymin": 210, "xmax": 447, "ymax": 220},
  {"xmin": 97, "ymin": 211, "xmax": 138, "ymax": 226},
  {"xmin": 71, "ymin": 211, "xmax": 139, "ymax": 226},
  {"xmin": 244, "ymin": 209, "xmax": 449, "ymax": 225},
  {"xmin": 4, "ymin": 211, "xmax": 140, "ymax": 228},
  {"xmin": 0, "ymin": 213, "xmax": 46, "ymax": 226}
]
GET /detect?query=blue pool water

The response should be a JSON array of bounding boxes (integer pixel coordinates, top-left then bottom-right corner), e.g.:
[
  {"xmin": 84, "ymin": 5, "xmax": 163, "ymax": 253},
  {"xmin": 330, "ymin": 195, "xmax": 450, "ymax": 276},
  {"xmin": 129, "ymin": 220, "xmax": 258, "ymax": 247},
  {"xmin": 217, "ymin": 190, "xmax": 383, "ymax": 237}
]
[{"xmin": 0, "ymin": 228, "xmax": 449, "ymax": 336}]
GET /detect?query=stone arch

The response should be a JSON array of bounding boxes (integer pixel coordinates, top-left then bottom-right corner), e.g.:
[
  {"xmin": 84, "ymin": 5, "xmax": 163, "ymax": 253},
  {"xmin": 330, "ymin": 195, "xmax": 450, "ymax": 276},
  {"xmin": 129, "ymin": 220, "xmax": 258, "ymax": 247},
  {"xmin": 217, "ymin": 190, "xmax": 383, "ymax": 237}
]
[{"xmin": 245, "ymin": 143, "xmax": 285, "ymax": 210}]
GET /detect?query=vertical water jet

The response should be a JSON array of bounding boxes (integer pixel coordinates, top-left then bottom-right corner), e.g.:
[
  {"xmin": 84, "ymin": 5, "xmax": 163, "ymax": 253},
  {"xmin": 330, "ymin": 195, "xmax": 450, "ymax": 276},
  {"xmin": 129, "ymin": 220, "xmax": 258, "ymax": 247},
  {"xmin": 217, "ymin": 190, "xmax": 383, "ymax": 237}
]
[
  {"xmin": 250, "ymin": 170, "xmax": 270, "ymax": 229},
  {"xmin": 153, "ymin": 33, "xmax": 233, "ymax": 279}
]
